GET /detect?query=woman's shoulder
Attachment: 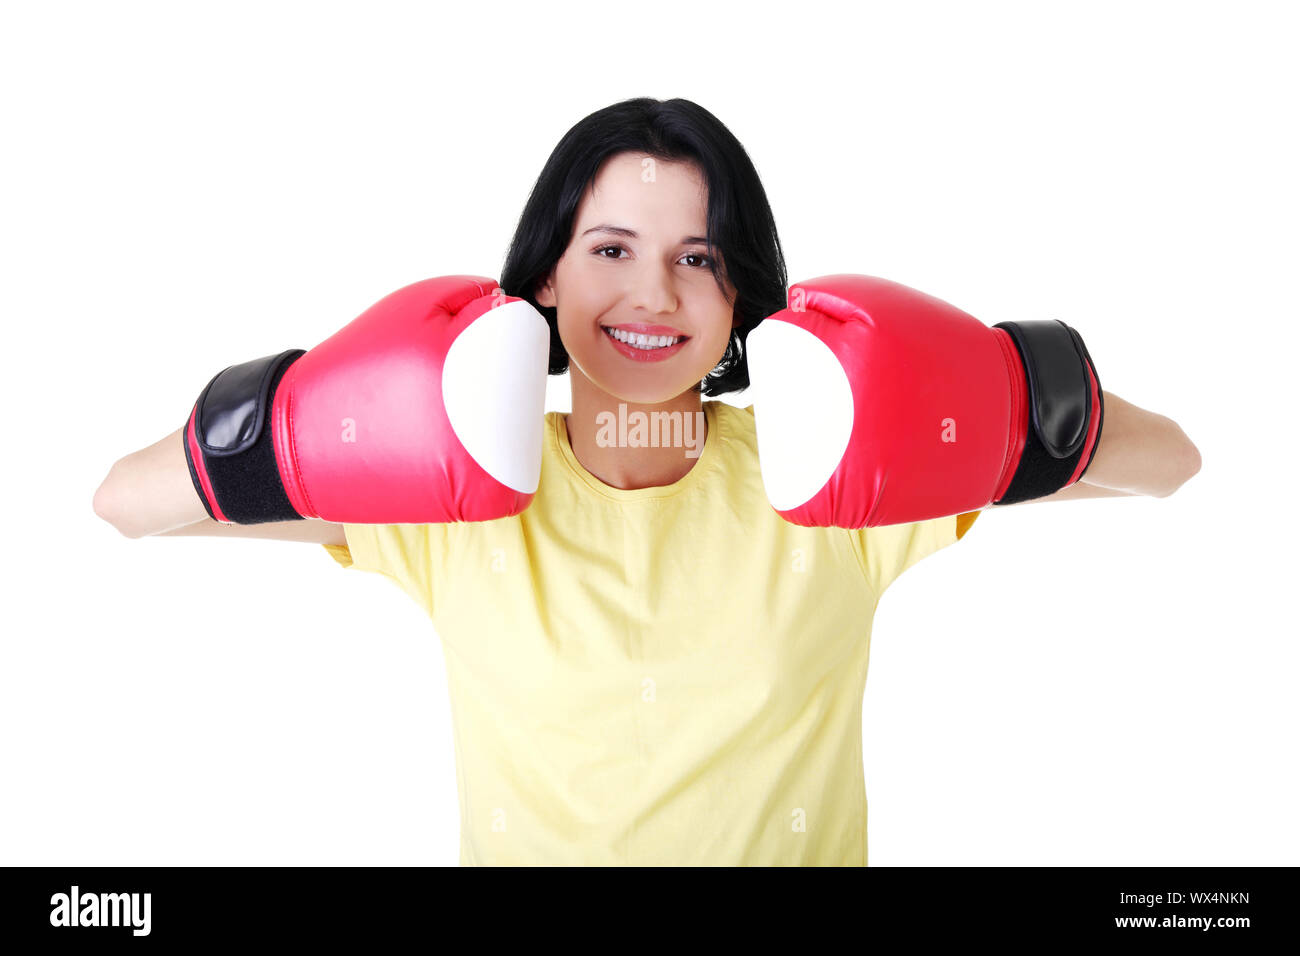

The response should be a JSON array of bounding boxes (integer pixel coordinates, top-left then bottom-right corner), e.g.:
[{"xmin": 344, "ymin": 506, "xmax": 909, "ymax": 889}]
[
  {"xmin": 708, "ymin": 400, "xmax": 757, "ymax": 451},
  {"xmin": 706, "ymin": 399, "xmax": 755, "ymax": 426},
  {"xmin": 712, "ymin": 400, "xmax": 755, "ymax": 418}
]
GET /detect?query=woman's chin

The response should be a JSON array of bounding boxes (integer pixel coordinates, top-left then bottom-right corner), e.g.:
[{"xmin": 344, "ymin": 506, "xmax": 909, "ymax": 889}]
[{"xmin": 570, "ymin": 351, "xmax": 711, "ymax": 406}]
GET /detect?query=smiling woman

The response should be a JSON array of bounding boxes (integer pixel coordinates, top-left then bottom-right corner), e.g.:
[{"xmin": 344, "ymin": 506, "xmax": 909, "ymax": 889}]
[{"xmin": 92, "ymin": 95, "xmax": 1196, "ymax": 868}]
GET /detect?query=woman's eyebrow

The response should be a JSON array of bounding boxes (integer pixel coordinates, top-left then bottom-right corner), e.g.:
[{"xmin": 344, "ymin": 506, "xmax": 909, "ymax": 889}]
[{"xmin": 580, "ymin": 223, "xmax": 710, "ymax": 245}]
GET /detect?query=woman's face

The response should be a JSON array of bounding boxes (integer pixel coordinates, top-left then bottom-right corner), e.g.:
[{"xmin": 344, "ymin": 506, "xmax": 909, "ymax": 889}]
[{"xmin": 536, "ymin": 152, "xmax": 738, "ymax": 405}]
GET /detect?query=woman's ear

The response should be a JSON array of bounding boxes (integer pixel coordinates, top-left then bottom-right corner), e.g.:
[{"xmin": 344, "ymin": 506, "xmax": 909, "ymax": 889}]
[{"xmin": 535, "ymin": 270, "xmax": 557, "ymax": 309}]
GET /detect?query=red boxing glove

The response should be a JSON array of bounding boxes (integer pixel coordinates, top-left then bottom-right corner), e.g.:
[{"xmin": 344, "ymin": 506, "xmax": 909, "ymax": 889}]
[
  {"xmin": 745, "ymin": 275, "xmax": 1103, "ymax": 528},
  {"xmin": 183, "ymin": 275, "xmax": 550, "ymax": 524}
]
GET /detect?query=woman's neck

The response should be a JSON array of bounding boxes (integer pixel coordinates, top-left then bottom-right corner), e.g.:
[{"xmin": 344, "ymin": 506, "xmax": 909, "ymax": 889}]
[{"xmin": 565, "ymin": 373, "xmax": 708, "ymax": 490}]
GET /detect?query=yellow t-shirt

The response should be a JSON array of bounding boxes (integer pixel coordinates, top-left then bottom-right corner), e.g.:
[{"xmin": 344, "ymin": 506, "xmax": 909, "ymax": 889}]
[{"xmin": 324, "ymin": 400, "xmax": 978, "ymax": 865}]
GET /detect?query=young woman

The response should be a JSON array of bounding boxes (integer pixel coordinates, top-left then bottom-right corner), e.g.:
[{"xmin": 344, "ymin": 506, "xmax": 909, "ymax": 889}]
[{"xmin": 93, "ymin": 97, "xmax": 1202, "ymax": 865}]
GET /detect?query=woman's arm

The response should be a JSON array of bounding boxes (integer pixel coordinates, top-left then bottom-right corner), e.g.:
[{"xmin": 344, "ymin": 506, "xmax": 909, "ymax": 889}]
[
  {"xmin": 1012, "ymin": 390, "xmax": 1201, "ymax": 504},
  {"xmin": 92, "ymin": 427, "xmax": 346, "ymax": 545},
  {"xmin": 157, "ymin": 516, "xmax": 347, "ymax": 545}
]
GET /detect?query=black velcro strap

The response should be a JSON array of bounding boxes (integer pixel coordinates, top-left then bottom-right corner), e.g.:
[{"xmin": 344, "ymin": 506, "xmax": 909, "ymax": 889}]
[
  {"xmin": 191, "ymin": 349, "xmax": 306, "ymax": 523},
  {"xmin": 992, "ymin": 320, "xmax": 1101, "ymax": 505}
]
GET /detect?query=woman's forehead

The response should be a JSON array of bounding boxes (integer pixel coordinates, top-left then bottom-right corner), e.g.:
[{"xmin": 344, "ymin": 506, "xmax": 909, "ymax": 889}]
[{"xmin": 582, "ymin": 154, "xmax": 707, "ymax": 216}]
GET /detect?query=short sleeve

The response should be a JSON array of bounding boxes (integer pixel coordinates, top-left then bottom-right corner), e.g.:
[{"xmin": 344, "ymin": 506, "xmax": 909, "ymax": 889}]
[
  {"xmin": 322, "ymin": 523, "xmax": 439, "ymax": 620},
  {"xmin": 848, "ymin": 510, "xmax": 980, "ymax": 598}
]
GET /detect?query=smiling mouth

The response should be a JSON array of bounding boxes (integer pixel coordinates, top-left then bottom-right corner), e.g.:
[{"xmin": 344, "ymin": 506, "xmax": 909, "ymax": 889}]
[{"xmin": 601, "ymin": 326, "xmax": 690, "ymax": 350}]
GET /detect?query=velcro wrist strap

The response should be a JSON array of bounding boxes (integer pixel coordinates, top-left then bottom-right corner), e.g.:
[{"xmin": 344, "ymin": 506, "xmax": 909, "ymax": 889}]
[
  {"xmin": 991, "ymin": 320, "xmax": 1103, "ymax": 505},
  {"xmin": 182, "ymin": 349, "xmax": 306, "ymax": 524}
]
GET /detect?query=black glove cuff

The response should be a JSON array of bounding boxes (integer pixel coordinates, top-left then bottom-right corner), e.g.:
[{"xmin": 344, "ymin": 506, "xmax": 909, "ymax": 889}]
[
  {"xmin": 991, "ymin": 320, "xmax": 1103, "ymax": 505},
  {"xmin": 183, "ymin": 349, "xmax": 306, "ymax": 524}
]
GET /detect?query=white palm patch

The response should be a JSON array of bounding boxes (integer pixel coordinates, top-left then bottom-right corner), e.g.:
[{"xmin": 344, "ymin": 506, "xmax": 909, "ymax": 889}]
[
  {"xmin": 443, "ymin": 299, "xmax": 550, "ymax": 494},
  {"xmin": 747, "ymin": 319, "xmax": 855, "ymax": 511}
]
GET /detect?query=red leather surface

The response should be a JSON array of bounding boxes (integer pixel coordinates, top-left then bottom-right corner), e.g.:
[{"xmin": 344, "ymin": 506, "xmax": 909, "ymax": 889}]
[
  {"xmin": 270, "ymin": 276, "xmax": 535, "ymax": 523},
  {"xmin": 772, "ymin": 275, "xmax": 1022, "ymax": 528}
]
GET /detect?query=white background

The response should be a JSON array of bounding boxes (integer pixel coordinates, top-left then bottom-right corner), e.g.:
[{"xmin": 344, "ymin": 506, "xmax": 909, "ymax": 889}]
[{"xmin": 2, "ymin": 0, "xmax": 1295, "ymax": 866}]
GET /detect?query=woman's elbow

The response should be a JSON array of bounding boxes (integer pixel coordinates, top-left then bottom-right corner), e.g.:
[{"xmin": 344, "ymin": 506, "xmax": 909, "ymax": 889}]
[
  {"xmin": 1184, "ymin": 439, "xmax": 1203, "ymax": 482},
  {"xmin": 93, "ymin": 461, "xmax": 147, "ymax": 538},
  {"xmin": 1156, "ymin": 425, "xmax": 1203, "ymax": 498}
]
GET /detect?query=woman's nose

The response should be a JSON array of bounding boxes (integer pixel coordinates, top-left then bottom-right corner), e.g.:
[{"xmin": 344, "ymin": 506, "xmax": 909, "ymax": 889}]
[{"xmin": 625, "ymin": 263, "xmax": 679, "ymax": 314}]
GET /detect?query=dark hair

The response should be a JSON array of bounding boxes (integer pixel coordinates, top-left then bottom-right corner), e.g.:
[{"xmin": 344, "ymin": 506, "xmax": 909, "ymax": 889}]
[{"xmin": 500, "ymin": 97, "xmax": 788, "ymax": 397}]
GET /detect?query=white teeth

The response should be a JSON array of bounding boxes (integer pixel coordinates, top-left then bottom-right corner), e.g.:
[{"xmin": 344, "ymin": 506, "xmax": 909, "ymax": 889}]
[{"xmin": 605, "ymin": 327, "xmax": 684, "ymax": 350}]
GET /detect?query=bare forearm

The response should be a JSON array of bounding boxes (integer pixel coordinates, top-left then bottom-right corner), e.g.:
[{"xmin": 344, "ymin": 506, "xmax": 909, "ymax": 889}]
[
  {"xmin": 93, "ymin": 428, "xmax": 210, "ymax": 537},
  {"xmin": 93, "ymin": 428, "xmax": 347, "ymax": 545},
  {"xmin": 1079, "ymin": 391, "xmax": 1201, "ymax": 497},
  {"xmin": 1001, "ymin": 390, "xmax": 1201, "ymax": 506}
]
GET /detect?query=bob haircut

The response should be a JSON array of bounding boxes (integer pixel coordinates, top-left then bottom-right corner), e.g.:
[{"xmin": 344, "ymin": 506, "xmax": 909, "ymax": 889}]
[{"xmin": 500, "ymin": 97, "xmax": 788, "ymax": 397}]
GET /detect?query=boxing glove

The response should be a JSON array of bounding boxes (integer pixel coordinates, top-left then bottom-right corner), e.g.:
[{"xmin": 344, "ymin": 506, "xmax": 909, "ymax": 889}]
[
  {"xmin": 183, "ymin": 275, "xmax": 550, "ymax": 524},
  {"xmin": 745, "ymin": 274, "xmax": 1103, "ymax": 528}
]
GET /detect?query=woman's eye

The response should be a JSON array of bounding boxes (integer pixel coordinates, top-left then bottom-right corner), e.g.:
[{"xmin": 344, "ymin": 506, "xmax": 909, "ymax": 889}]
[{"xmin": 592, "ymin": 245, "xmax": 712, "ymax": 268}]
